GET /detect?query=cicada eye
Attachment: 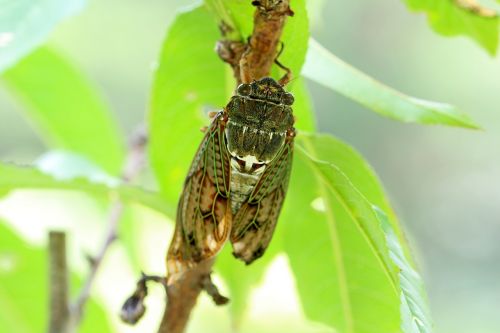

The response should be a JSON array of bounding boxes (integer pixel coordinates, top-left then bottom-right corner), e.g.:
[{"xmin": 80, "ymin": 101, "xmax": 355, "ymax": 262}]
[
  {"xmin": 282, "ymin": 92, "xmax": 294, "ymax": 106},
  {"xmin": 237, "ymin": 83, "xmax": 252, "ymax": 96}
]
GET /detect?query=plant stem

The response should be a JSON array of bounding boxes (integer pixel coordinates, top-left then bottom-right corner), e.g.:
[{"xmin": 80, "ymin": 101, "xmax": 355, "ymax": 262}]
[
  {"xmin": 217, "ymin": 0, "xmax": 293, "ymax": 84},
  {"xmin": 239, "ymin": 0, "xmax": 293, "ymax": 83},
  {"xmin": 48, "ymin": 231, "xmax": 70, "ymax": 333},
  {"xmin": 68, "ymin": 201, "xmax": 123, "ymax": 329},
  {"xmin": 158, "ymin": 259, "xmax": 215, "ymax": 333}
]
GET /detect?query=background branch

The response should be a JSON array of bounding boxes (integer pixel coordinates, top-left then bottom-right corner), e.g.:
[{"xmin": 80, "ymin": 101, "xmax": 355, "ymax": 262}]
[
  {"xmin": 48, "ymin": 231, "xmax": 70, "ymax": 333},
  {"xmin": 71, "ymin": 126, "xmax": 147, "ymax": 328}
]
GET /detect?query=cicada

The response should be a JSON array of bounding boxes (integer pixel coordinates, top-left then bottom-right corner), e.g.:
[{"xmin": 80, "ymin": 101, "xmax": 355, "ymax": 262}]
[{"xmin": 167, "ymin": 77, "xmax": 295, "ymax": 279}]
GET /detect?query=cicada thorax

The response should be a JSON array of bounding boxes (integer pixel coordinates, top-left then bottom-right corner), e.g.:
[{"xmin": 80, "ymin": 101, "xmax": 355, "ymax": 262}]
[{"xmin": 167, "ymin": 77, "xmax": 296, "ymax": 280}]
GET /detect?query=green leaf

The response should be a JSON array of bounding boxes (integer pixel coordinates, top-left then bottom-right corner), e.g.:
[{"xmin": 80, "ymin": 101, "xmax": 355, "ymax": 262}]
[
  {"xmin": 282, "ymin": 133, "xmax": 432, "ymax": 332},
  {"xmin": 205, "ymin": 0, "xmax": 253, "ymax": 40},
  {"xmin": 2, "ymin": 47, "xmax": 125, "ymax": 174},
  {"xmin": 215, "ymin": 237, "xmax": 282, "ymax": 328},
  {"xmin": 0, "ymin": 0, "xmax": 84, "ymax": 72},
  {"xmin": 374, "ymin": 207, "xmax": 433, "ymax": 333},
  {"xmin": 303, "ymin": 39, "xmax": 480, "ymax": 129},
  {"xmin": 294, "ymin": 133, "xmax": 409, "ymax": 255},
  {"xmin": 283, "ymin": 139, "xmax": 398, "ymax": 332},
  {"xmin": 0, "ymin": 159, "xmax": 174, "ymax": 217},
  {"xmin": 149, "ymin": 4, "xmax": 227, "ymax": 203},
  {"xmin": 272, "ymin": 0, "xmax": 310, "ymax": 80},
  {"xmin": 403, "ymin": 0, "xmax": 499, "ymax": 55},
  {"xmin": 0, "ymin": 220, "xmax": 112, "ymax": 333},
  {"xmin": 288, "ymin": 78, "xmax": 316, "ymax": 131}
]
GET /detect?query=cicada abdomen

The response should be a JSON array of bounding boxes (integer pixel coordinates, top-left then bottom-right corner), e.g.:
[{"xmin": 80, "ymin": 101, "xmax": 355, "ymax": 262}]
[{"xmin": 167, "ymin": 77, "xmax": 295, "ymax": 280}]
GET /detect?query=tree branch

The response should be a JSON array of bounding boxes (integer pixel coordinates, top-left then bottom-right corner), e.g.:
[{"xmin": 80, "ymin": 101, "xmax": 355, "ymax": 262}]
[
  {"xmin": 158, "ymin": 259, "xmax": 215, "ymax": 333},
  {"xmin": 217, "ymin": 0, "xmax": 293, "ymax": 84},
  {"xmin": 48, "ymin": 231, "xmax": 70, "ymax": 333}
]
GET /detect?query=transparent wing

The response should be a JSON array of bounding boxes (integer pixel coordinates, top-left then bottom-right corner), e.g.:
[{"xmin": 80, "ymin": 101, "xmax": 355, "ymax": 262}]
[
  {"xmin": 230, "ymin": 139, "xmax": 293, "ymax": 264},
  {"xmin": 167, "ymin": 113, "xmax": 232, "ymax": 277}
]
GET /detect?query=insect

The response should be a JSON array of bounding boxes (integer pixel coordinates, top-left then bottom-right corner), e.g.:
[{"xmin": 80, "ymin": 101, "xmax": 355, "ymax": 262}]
[{"xmin": 167, "ymin": 77, "xmax": 295, "ymax": 280}]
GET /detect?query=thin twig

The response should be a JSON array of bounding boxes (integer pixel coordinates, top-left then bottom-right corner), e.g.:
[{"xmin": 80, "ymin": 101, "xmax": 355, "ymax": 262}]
[
  {"xmin": 67, "ymin": 126, "xmax": 148, "ymax": 330},
  {"xmin": 157, "ymin": 1, "xmax": 292, "ymax": 332},
  {"xmin": 68, "ymin": 201, "xmax": 123, "ymax": 328},
  {"xmin": 48, "ymin": 231, "xmax": 70, "ymax": 333},
  {"xmin": 200, "ymin": 273, "xmax": 229, "ymax": 306}
]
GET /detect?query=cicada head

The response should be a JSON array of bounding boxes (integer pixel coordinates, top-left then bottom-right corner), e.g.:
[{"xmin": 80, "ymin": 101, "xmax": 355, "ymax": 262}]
[{"xmin": 225, "ymin": 77, "xmax": 295, "ymax": 165}]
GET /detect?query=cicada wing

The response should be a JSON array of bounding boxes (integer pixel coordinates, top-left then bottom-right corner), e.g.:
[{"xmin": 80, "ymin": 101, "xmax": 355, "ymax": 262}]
[
  {"xmin": 230, "ymin": 139, "xmax": 294, "ymax": 264},
  {"xmin": 167, "ymin": 113, "xmax": 232, "ymax": 278}
]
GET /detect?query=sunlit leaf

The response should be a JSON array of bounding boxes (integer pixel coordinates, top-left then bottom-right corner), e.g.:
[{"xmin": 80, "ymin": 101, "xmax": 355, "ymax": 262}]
[
  {"xmin": 36, "ymin": 151, "xmax": 120, "ymax": 187},
  {"xmin": 303, "ymin": 39, "xmax": 480, "ymax": 129},
  {"xmin": 149, "ymin": 5, "xmax": 227, "ymax": 203},
  {"xmin": 2, "ymin": 47, "xmax": 125, "ymax": 174},
  {"xmin": 282, "ymin": 134, "xmax": 432, "ymax": 332},
  {"xmin": 0, "ymin": 0, "xmax": 84, "ymax": 72},
  {"xmin": 283, "ymin": 141, "xmax": 398, "ymax": 332},
  {"xmin": 215, "ymin": 237, "xmax": 282, "ymax": 327},
  {"xmin": 289, "ymin": 78, "xmax": 316, "ymax": 131},
  {"xmin": 293, "ymin": 133, "xmax": 409, "ymax": 256},
  {"xmin": 0, "ymin": 160, "xmax": 174, "ymax": 217},
  {"xmin": 374, "ymin": 207, "xmax": 433, "ymax": 333},
  {"xmin": 0, "ymin": 220, "xmax": 112, "ymax": 333},
  {"xmin": 402, "ymin": 0, "xmax": 499, "ymax": 55}
]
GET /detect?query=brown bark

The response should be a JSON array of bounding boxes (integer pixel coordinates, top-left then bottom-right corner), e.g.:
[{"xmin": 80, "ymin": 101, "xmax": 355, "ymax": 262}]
[
  {"xmin": 217, "ymin": 0, "xmax": 293, "ymax": 84},
  {"xmin": 239, "ymin": 0, "xmax": 293, "ymax": 83},
  {"xmin": 157, "ymin": 260, "xmax": 215, "ymax": 333}
]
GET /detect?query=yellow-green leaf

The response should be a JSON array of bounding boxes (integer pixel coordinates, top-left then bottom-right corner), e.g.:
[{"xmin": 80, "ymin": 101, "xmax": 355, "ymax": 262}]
[{"xmin": 303, "ymin": 39, "xmax": 480, "ymax": 129}]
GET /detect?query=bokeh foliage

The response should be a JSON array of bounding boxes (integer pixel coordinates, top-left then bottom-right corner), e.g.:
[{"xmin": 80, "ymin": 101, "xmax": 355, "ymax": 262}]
[{"xmin": 1, "ymin": 0, "xmax": 496, "ymax": 332}]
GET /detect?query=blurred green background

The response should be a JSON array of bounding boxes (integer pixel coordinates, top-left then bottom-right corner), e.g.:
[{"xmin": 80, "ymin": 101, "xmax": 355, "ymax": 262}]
[{"xmin": 1, "ymin": 0, "xmax": 499, "ymax": 332}]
